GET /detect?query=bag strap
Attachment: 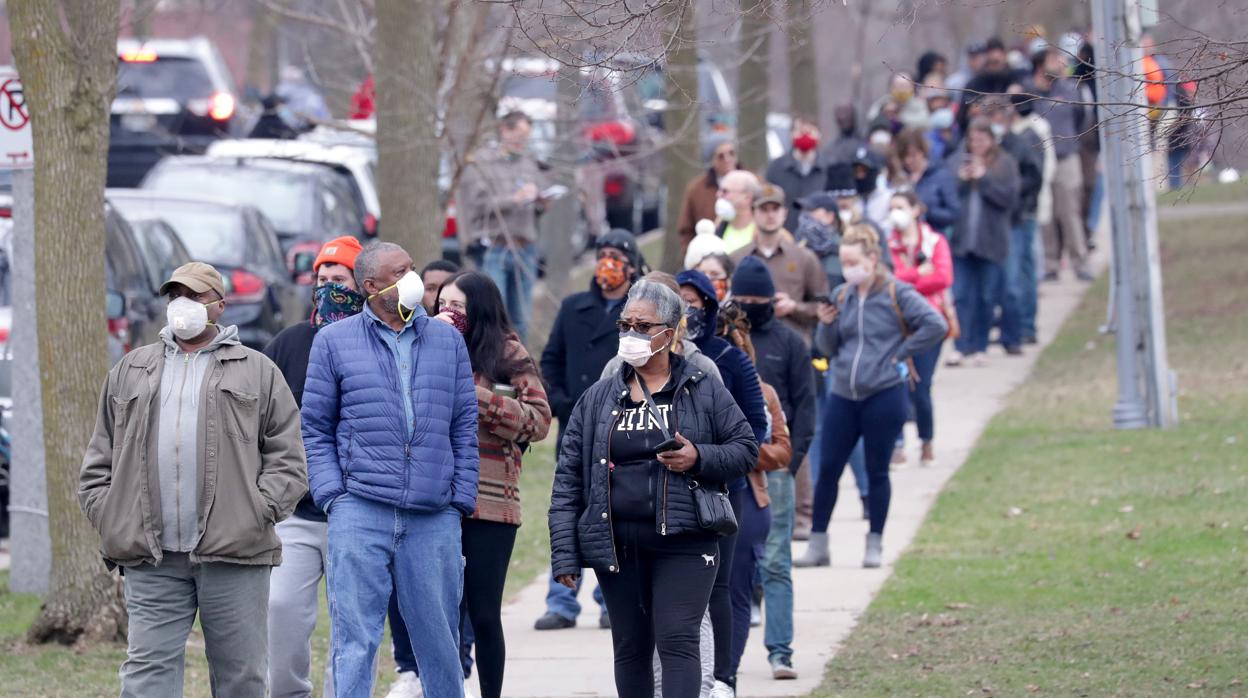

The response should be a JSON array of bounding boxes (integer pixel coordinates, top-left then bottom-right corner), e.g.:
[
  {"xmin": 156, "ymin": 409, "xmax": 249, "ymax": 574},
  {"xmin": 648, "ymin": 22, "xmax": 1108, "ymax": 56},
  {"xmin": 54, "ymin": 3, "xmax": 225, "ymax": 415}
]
[{"xmin": 635, "ymin": 374, "xmax": 674, "ymax": 442}]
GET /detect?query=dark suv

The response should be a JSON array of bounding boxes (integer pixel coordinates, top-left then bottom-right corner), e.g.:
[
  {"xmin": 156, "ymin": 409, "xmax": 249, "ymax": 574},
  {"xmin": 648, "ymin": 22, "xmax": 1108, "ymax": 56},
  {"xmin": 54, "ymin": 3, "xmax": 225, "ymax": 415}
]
[{"xmin": 109, "ymin": 37, "xmax": 238, "ymax": 187}]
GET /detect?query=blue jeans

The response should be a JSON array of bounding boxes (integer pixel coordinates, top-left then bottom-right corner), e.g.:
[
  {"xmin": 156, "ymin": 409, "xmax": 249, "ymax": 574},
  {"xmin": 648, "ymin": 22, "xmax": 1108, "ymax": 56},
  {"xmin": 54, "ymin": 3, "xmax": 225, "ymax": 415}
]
[
  {"xmin": 327, "ymin": 495, "xmax": 464, "ymax": 698},
  {"xmin": 1002, "ymin": 219, "xmax": 1038, "ymax": 347},
  {"xmin": 811, "ymin": 370, "xmax": 867, "ymax": 497},
  {"xmin": 1085, "ymin": 171, "xmax": 1105, "ymax": 234},
  {"xmin": 909, "ymin": 343, "xmax": 942, "ymax": 442},
  {"xmin": 545, "ymin": 575, "xmax": 606, "ymax": 621},
  {"xmin": 953, "ymin": 255, "xmax": 1004, "ymax": 355},
  {"xmin": 760, "ymin": 470, "xmax": 795, "ymax": 662},
  {"xmin": 389, "ymin": 590, "xmax": 474, "ymax": 677},
  {"xmin": 483, "ymin": 243, "xmax": 538, "ymax": 342},
  {"xmin": 1167, "ymin": 147, "xmax": 1189, "ymax": 190},
  {"xmin": 813, "ymin": 384, "xmax": 909, "ymax": 535},
  {"xmin": 730, "ymin": 491, "xmax": 771, "ymax": 677}
]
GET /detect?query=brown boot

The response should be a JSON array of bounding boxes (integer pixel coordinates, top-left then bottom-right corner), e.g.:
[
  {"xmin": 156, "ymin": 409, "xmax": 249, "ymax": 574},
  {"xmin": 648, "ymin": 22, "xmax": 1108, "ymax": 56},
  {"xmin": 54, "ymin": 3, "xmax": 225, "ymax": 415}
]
[{"xmin": 920, "ymin": 441, "xmax": 936, "ymax": 467}]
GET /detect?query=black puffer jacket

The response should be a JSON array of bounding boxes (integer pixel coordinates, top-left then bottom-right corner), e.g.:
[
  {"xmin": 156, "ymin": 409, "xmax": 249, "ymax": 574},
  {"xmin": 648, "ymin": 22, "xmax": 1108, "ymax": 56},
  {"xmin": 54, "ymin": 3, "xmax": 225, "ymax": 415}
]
[{"xmin": 549, "ymin": 356, "xmax": 759, "ymax": 577}]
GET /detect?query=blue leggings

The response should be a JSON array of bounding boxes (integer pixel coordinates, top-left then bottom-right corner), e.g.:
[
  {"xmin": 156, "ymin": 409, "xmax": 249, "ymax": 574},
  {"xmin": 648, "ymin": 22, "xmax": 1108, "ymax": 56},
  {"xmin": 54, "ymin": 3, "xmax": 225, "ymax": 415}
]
[{"xmin": 812, "ymin": 384, "xmax": 909, "ymax": 535}]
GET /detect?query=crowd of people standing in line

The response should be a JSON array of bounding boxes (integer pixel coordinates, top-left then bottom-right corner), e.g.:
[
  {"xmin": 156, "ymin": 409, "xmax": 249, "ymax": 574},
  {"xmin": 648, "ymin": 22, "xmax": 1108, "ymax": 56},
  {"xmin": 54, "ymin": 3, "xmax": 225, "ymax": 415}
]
[{"xmin": 74, "ymin": 29, "xmax": 1202, "ymax": 698}]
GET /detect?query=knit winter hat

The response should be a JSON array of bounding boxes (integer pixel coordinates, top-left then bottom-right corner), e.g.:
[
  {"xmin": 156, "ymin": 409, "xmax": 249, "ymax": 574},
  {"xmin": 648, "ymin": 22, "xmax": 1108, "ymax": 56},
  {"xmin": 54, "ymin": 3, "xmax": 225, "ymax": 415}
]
[
  {"xmin": 684, "ymin": 219, "xmax": 726, "ymax": 269},
  {"xmin": 313, "ymin": 236, "xmax": 364, "ymax": 272},
  {"xmin": 730, "ymin": 256, "xmax": 776, "ymax": 298}
]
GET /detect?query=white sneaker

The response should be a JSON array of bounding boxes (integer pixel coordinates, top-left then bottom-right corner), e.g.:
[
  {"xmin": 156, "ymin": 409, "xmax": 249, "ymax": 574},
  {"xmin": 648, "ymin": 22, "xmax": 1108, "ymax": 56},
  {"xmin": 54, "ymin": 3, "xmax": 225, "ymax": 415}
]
[
  {"xmin": 384, "ymin": 671, "xmax": 423, "ymax": 698},
  {"xmin": 750, "ymin": 602, "xmax": 762, "ymax": 627},
  {"xmin": 709, "ymin": 680, "xmax": 736, "ymax": 697},
  {"xmin": 465, "ymin": 678, "xmax": 477, "ymax": 698}
]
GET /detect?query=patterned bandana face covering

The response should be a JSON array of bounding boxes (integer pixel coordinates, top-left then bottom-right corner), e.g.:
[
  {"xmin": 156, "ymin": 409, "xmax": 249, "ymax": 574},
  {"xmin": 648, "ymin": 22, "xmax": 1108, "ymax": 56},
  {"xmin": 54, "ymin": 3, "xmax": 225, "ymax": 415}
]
[
  {"xmin": 595, "ymin": 256, "xmax": 629, "ymax": 292},
  {"xmin": 442, "ymin": 307, "xmax": 469, "ymax": 335},
  {"xmin": 312, "ymin": 283, "xmax": 366, "ymax": 328}
]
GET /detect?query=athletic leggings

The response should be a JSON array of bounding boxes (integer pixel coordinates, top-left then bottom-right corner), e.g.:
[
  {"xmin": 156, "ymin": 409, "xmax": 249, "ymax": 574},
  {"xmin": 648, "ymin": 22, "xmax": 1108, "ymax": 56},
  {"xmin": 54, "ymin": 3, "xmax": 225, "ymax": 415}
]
[
  {"xmin": 708, "ymin": 487, "xmax": 744, "ymax": 685},
  {"xmin": 729, "ymin": 490, "xmax": 771, "ymax": 677},
  {"xmin": 597, "ymin": 520, "xmax": 719, "ymax": 698},
  {"xmin": 460, "ymin": 518, "xmax": 517, "ymax": 698},
  {"xmin": 813, "ymin": 383, "xmax": 909, "ymax": 535}
]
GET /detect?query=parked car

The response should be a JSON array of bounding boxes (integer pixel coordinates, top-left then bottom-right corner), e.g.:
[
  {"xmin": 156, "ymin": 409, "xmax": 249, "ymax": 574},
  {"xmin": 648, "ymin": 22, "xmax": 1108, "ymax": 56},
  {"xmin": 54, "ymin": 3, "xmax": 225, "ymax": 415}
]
[
  {"xmin": 108, "ymin": 190, "xmax": 303, "ymax": 349},
  {"xmin": 109, "ymin": 37, "xmax": 239, "ymax": 187},
  {"xmin": 105, "ymin": 202, "xmax": 179, "ymax": 351},
  {"xmin": 141, "ymin": 155, "xmax": 367, "ymax": 285},
  {"xmin": 206, "ymin": 138, "xmax": 380, "ymax": 236},
  {"xmin": 633, "ymin": 58, "xmax": 737, "ymax": 139}
]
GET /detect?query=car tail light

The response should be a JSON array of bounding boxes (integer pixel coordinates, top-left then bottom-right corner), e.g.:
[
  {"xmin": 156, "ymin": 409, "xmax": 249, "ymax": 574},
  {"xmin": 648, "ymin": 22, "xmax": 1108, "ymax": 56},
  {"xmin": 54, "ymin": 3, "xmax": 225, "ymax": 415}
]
[
  {"xmin": 0, "ymin": 207, "xmax": 10, "ymax": 219},
  {"xmin": 442, "ymin": 201, "xmax": 458, "ymax": 239},
  {"xmin": 106, "ymin": 316, "xmax": 131, "ymax": 353},
  {"xmin": 0, "ymin": 326, "xmax": 9, "ymax": 344},
  {"xmin": 585, "ymin": 121, "xmax": 636, "ymax": 147},
  {"xmin": 209, "ymin": 92, "xmax": 235, "ymax": 121},
  {"xmin": 364, "ymin": 213, "xmax": 378, "ymax": 237},
  {"xmin": 120, "ymin": 49, "xmax": 158, "ymax": 62},
  {"xmin": 604, "ymin": 177, "xmax": 625, "ymax": 198},
  {"xmin": 228, "ymin": 269, "xmax": 267, "ymax": 303}
]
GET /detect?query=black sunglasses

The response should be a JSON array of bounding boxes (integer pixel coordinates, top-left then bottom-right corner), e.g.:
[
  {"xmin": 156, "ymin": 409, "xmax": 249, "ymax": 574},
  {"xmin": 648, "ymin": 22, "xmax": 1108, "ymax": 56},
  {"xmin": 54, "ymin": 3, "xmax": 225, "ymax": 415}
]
[{"xmin": 617, "ymin": 320, "xmax": 668, "ymax": 334}]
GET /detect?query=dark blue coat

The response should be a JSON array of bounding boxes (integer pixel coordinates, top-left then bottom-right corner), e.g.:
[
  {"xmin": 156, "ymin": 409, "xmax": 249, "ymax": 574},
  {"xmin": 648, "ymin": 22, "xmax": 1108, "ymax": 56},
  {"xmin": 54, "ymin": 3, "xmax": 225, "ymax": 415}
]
[
  {"xmin": 541, "ymin": 282, "xmax": 627, "ymax": 425},
  {"xmin": 914, "ymin": 161, "xmax": 962, "ymax": 233},
  {"xmin": 301, "ymin": 308, "xmax": 480, "ymax": 515}
]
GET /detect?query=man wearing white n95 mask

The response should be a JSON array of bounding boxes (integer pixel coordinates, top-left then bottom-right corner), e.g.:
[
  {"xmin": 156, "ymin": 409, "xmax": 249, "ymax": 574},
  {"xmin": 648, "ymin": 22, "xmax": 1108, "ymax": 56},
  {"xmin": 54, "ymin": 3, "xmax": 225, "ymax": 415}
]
[{"xmin": 301, "ymin": 241, "xmax": 480, "ymax": 697}]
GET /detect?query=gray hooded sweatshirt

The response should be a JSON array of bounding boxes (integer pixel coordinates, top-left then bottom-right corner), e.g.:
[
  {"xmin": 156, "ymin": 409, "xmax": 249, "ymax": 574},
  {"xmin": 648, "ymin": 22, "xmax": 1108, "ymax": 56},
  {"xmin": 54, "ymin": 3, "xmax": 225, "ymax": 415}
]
[{"xmin": 157, "ymin": 324, "xmax": 241, "ymax": 552}]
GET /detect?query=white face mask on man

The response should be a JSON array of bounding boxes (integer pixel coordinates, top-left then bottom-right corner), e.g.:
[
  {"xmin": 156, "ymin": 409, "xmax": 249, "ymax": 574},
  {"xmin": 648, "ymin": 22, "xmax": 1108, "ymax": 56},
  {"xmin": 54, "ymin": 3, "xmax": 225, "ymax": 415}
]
[
  {"xmin": 166, "ymin": 296, "xmax": 218, "ymax": 340},
  {"xmin": 714, "ymin": 197, "xmax": 737, "ymax": 222}
]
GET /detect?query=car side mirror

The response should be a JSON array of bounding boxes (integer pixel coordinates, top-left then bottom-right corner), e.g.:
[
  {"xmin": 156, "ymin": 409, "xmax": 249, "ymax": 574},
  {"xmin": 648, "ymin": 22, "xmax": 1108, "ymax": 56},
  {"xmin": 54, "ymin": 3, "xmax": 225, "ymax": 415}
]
[
  {"xmin": 105, "ymin": 290, "xmax": 126, "ymax": 320},
  {"xmin": 292, "ymin": 251, "xmax": 316, "ymax": 279}
]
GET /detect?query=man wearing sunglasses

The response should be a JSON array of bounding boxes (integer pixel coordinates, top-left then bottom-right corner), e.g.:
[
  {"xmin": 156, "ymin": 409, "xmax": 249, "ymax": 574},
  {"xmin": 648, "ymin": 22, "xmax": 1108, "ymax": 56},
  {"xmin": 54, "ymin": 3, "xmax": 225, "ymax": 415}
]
[{"xmin": 677, "ymin": 136, "xmax": 742, "ymax": 250}]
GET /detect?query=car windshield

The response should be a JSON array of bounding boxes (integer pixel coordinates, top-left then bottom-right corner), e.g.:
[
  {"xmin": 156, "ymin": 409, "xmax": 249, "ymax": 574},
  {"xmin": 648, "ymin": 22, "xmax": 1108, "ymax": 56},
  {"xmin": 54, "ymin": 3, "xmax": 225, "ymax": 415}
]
[
  {"xmin": 153, "ymin": 209, "xmax": 247, "ymax": 267},
  {"xmin": 503, "ymin": 72, "xmax": 619, "ymax": 122},
  {"xmin": 502, "ymin": 74, "xmax": 557, "ymax": 101},
  {"xmin": 145, "ymin": 165, "xmax": 312, "ymax": 233},
  {"xmin": 117, "ymin": 56, "xmax": 215, "ymax": 101}
]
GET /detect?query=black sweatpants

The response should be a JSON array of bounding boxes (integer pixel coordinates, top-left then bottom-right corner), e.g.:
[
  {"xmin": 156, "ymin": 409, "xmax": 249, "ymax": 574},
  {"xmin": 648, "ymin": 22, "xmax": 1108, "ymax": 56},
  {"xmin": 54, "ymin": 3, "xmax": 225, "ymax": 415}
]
[
  {"xmin": 709, "ymin": 487, "xmax": 745, "ymax": 685},
  {"xmin": 596, "ymin": 520, "xmax": 719, "ymax": 698},
  {"xmin": 461, "ymin": 518, "xmax": 517, "ymax": 698}
]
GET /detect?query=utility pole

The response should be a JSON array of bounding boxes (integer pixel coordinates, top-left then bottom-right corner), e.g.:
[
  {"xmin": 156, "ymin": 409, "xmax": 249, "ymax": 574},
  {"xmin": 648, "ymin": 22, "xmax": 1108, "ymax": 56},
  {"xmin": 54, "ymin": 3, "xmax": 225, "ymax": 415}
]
[{"xmin": 1091, "ymin": 0, "xmax": 1178, "ymax": 429}]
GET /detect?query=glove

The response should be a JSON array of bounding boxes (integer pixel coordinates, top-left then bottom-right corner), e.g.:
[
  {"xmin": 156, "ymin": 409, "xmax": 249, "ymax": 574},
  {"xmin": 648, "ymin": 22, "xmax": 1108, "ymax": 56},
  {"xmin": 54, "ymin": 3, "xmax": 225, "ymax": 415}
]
[{"xmin": 897, "ymin": 361, "xmax": 910, "ymax": 382}]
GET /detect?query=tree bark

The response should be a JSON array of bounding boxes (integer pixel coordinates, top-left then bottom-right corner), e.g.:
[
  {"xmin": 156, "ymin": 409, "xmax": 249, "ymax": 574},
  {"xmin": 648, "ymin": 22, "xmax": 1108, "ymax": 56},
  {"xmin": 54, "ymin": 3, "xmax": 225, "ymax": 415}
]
[
  {"xmin": 660, "ymin": 0, "xmax": 701, "ymax": 273},
  {"xmin": 375, "ymin": 0, "xmax": 441, "ymax": 267},
  {"xmin": 738, "ymin": 0, "xmax": 771, "ymax": 174},
  {"xmin": 787, "ymin": 0, "xmax": 819, "ymax": 121},
  {"xmin": 245, "ymin": 1, "xmax": 278, "ymax": 97},
  {"xmin": 10, "ymin": 0, "xmax": 128, "ymax": 644}
]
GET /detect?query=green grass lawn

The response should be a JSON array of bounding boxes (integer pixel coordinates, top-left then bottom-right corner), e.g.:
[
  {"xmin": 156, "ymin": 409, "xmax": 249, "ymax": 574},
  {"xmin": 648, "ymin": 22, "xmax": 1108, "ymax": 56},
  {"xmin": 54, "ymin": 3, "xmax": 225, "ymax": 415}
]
[
  {"xmin": 814, "ymin": 212, "xmax": 1248, "ymax": 695},
  {"xmin": 1156, "ymin": 176, "xmax": 1248, "ymax": 208}
]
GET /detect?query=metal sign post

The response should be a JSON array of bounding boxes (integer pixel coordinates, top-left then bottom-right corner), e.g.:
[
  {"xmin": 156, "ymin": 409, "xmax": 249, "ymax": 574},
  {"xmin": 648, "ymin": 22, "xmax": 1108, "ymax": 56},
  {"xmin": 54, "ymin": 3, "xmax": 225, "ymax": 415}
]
[{"xmin": 0, "ymin": 70, "xmax": 50, "ymax": 593}]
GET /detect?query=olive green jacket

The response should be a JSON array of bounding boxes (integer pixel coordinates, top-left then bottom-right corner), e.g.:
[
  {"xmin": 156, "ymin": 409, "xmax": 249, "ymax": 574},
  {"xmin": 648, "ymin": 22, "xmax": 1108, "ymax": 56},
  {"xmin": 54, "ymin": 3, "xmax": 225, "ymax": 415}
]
[{"xmin": 79, "ymin": 337, "xmax": 307, "ymax": 568}]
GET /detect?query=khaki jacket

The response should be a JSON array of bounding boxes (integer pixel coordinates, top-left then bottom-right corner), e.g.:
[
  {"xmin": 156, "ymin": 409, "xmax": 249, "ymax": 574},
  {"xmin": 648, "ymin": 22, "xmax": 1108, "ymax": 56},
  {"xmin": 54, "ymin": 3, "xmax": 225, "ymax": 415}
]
[
  {"xmin": 79, "ymin": 340, "xmax": 307, "ymax": 567},
  {"xmin": 459, "ymin": 144, "xmax": 545, "ymax": 245}
]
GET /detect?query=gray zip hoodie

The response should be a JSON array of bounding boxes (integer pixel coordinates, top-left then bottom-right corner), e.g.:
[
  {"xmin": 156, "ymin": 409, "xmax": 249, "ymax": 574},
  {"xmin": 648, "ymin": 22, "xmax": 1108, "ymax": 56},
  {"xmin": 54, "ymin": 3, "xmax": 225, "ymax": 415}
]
[
  {"xmin": 815, "ymin": 278, "xmax": 947, "ymax": 401},
  {"xmin": 157, "ymin": 324, "xmax": 241, "ymax": 552}
]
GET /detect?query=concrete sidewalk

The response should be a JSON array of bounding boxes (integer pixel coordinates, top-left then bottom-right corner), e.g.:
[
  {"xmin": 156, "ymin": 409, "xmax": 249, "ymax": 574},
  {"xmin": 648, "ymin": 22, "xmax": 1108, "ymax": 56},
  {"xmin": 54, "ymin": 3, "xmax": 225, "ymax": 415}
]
[{"xmin": 500, "ymin": 253, "xmax": 1105, "ymax": 697}]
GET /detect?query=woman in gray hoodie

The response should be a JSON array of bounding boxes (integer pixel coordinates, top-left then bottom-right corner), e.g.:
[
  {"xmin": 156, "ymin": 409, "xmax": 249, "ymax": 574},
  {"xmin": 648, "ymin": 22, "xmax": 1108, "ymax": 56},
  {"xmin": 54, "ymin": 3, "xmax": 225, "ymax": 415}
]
[{"xmin": 803, "ymin": 225, "xmax": 947, "ymax": 568}]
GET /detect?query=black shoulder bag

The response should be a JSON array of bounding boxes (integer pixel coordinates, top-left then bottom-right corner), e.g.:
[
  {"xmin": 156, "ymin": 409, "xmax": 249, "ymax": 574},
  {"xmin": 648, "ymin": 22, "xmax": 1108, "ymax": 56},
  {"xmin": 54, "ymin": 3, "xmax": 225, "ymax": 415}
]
[{"xmin": 637, "ymin": 376, "xmax": 738, "ymax": 537}]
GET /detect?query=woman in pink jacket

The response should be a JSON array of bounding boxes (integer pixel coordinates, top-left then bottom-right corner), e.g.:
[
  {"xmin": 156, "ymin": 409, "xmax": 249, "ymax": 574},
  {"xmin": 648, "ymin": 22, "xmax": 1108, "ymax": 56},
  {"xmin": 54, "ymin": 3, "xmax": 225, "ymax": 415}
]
[{"xmin": 886, "ymin": 189, "xmax": 953, "ymax": 467}]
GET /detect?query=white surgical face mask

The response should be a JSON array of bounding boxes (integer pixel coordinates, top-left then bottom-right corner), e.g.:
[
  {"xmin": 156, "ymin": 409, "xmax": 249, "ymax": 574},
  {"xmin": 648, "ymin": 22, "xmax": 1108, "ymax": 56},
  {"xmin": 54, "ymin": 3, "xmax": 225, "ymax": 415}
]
[
  {"xmin": 371, "ymin": 270, "xmax": 425, "ymax": 322},
  {"xmin": 990, "ymin": 123, "xmax": 1007, "ymax": 142},
  {"xmin": 888, "ymin": 208, "xmax": 915, "ymax": 230},
  {"xmin": 838, "ymin": 208, "xmax": 855, "ymax": 226},
  {"xmin": 843, "ymin": 264, "xmax": 873, "ymax": 286},
  {"xmin": 167, "ymin": 296, "xmax": 213, "ymax": 341},
  {"xmin": 714, "ymin": 197, "xmax": 737, "ymax": 222},
  {"xmin": 617, "ymin": 329, "xmax": 669, "ymax": 367},
  {"xmin": 929, "ymin": 107, "xmax": 955, "ymax": 131}
]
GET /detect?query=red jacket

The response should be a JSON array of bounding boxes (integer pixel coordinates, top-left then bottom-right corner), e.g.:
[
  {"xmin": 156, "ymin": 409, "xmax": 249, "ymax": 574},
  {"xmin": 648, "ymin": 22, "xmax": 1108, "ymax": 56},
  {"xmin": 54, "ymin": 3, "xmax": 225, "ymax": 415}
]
[{"xmin": 889, "ymin": 223, "xmax": 953, "ymax": 311}]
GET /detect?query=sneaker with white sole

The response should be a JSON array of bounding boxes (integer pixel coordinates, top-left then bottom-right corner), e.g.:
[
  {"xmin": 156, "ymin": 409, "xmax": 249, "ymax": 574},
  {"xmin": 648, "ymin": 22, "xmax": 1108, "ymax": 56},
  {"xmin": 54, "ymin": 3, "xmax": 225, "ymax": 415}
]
[
  {"xmin": 709, "ymin": 679, "xmax": 736, "ymax": 697},
  {"xmin": 384, "ymin": 671, "xmax": 423, "ymax": 698},
  {"xmin": 465, "ymin": 679, "xmax": 477, "ymax": 698},
  {"xmin": 750, "ymin": 602, "xmax": 762, "ymax": 627},
  {"xmin": 770, "ymin": 655, "xmax": 798, "ymax": 680}
]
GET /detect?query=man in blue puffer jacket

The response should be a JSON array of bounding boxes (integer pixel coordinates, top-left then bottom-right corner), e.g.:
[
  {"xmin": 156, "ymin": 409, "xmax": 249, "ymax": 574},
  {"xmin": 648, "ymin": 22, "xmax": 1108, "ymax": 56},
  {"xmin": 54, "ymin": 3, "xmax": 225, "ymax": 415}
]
[{"xmin": 302, "ymin": 241, "xmax": 479, "ymax": 698}]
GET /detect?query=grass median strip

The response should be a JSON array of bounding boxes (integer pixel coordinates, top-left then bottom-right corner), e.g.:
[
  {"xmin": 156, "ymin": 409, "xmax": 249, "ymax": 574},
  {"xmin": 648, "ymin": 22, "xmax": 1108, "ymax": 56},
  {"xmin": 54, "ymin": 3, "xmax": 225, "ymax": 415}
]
[{"xmin": 814, "ymin": 213, "xmax": 1248, "ymax": 696}]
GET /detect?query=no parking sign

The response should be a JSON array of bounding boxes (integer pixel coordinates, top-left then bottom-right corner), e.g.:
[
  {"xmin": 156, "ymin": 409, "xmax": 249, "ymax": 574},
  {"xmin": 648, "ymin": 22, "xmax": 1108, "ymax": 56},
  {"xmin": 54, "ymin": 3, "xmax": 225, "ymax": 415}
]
[{"xmin": 0, "ymin": 71, "xmax": 32, "ymax": 168}]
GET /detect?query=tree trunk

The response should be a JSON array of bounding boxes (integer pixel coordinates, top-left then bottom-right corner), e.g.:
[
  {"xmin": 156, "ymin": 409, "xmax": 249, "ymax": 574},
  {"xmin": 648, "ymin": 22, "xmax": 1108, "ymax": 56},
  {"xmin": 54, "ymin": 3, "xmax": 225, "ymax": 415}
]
[
  {"xmin": 10, "ymin": 0, "xmax": 128, "ymax": 644},
  {"xmin": 245, "ymin": 1, "xmax": 278, "ymax": 97},
  {"xmin": 787, "ymin": 0, "xmax": 819, "ymax": 121},
  {"xmin": 375, "ymin": 0, "xmax": 441, "ymax": 267},
  {"xmin": 660, "ymin": 0, "xmax": 701, "ymax": 273},
  {"xmin": 738, "ymin": 0, "xmax": 771, "ymax": 174}
]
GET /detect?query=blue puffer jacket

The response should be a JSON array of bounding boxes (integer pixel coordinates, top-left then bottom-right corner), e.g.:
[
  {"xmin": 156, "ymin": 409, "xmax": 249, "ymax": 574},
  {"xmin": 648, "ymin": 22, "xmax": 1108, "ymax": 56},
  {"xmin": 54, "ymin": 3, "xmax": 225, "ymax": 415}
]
[{"xmin": 301, "ymin": 308, "xmax": 480, "ymax": 515}]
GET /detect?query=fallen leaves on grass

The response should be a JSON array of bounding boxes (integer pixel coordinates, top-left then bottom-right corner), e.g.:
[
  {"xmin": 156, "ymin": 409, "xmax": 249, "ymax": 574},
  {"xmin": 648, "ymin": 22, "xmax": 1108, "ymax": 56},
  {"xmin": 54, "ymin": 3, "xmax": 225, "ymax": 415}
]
[
  {"xmin": 1187, "ymin": 679, "xmax": 1207, "ymax": 689},
  {"xmin": 1006, "ymin": 506, "xmax": 1024, "ymax": 518},
  {"xmin": 1026, "ymin": 685, "xmax": 1041, "ymax": 693},
  {"xmin": 1119, "ymin": 504, "xmax": 1135, "ymax": 514},
  {"xmin": 946, "ymin": 602, "xmax": 973, "ymax": 610},
  {"xmin": 1127, "ymin": 526, "xmax": 1144, "ymax": 540}
]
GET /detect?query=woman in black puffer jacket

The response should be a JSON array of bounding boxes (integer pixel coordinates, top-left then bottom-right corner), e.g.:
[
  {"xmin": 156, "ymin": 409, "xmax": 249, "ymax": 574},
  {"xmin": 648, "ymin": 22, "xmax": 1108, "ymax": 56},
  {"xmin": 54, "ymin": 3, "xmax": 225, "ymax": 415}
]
[{"xmin": 549, "ymin": 280, "xmax": 758, "ymax": 698}]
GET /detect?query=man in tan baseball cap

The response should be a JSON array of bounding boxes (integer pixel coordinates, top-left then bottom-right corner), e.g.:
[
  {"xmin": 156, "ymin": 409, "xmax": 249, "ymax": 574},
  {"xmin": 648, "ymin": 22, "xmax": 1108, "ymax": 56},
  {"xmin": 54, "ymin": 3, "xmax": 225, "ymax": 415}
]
[{"xmin": 81, "ymin": 259, "xmax": 306, "ymax": 696}]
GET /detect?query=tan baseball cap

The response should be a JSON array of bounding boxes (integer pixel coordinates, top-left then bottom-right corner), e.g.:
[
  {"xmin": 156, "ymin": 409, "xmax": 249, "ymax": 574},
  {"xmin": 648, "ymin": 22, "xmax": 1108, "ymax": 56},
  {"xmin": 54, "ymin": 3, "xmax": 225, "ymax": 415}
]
[
  {"xmin": 755, "ymin": 183, "xmax": 786, "ymax": 208},
  {"xmin": 159, "ymin": 262, "xmax": 226, "ymax": 299}
]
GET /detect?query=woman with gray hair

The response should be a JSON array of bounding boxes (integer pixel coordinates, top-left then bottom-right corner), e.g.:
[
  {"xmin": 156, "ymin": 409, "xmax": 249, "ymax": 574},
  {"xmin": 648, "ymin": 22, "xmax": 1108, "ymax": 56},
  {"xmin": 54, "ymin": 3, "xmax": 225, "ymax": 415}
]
[{"xmin": 549, "ymin": 280, "xmax": 759, "ymax": 698}]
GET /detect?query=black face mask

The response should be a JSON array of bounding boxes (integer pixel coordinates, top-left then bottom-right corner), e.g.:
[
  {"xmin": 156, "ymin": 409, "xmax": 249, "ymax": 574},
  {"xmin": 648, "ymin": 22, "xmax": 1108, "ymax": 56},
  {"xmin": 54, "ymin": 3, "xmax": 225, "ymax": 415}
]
[
  {"xmin": 684, "ymin": 308, "xmax": 706, "ymax": 341},
  {"xmin": 739, "ymin": 302, "xmax": 775, "ymax": 329}
]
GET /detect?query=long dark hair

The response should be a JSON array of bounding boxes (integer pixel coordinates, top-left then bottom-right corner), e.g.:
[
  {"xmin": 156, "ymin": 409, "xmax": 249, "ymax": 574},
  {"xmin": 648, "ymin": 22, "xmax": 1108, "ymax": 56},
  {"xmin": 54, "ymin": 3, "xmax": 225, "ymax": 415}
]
[{"xmin": 437, "ymin": 271, "xmax": 533, "ymax": 384}]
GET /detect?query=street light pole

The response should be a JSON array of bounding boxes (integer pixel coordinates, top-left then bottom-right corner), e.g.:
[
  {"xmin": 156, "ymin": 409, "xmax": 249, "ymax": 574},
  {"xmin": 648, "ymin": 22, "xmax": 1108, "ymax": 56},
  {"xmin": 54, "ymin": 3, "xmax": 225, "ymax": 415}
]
[{"xmin": 1091, "ymin": 0, "xmax": 1178, "ymax": 429}]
